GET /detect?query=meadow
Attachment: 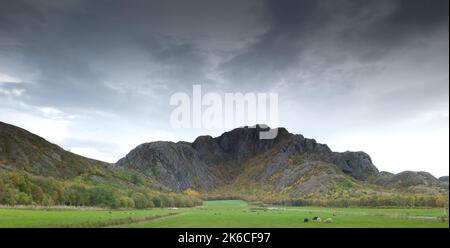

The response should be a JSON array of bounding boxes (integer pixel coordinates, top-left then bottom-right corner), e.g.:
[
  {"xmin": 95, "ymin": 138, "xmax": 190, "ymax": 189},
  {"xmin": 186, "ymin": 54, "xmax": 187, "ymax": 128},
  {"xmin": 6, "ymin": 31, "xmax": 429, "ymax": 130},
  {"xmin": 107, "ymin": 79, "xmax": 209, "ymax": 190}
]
[{"xmin": 0, "ymin": 200, "xmax": 448, "ymax": 228}]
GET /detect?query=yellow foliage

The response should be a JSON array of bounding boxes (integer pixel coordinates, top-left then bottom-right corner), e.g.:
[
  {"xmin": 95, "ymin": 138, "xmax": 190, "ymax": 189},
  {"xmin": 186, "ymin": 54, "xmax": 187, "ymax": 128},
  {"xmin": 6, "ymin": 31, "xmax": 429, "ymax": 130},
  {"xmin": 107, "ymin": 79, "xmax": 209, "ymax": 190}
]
[{"xmin": 184, "ymin": 188, "xmax": 200, "ymax": 196}]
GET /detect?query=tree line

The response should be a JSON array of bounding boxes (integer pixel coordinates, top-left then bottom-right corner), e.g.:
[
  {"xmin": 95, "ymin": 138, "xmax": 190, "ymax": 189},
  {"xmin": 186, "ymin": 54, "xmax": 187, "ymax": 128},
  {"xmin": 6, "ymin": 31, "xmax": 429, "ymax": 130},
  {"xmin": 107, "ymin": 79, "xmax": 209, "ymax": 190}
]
[
  {"xmin": 268, "ymin": 194, "xmax": 449, "ymax": 208},
  {"xmin": 0, "ymin": 171, "xmax": 202, "ymax": 209},
  {"xmin": 202, "ymin": 190, "xmax": 449, "ymax": 208}
]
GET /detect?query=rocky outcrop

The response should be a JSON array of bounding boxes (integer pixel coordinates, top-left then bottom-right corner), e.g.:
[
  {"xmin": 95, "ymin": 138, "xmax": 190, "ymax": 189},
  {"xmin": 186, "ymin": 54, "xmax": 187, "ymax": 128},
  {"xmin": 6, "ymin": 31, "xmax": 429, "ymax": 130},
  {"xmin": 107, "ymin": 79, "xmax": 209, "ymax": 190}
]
[
  {"xmin": 373, "ymin": 171, "xmax": 448, "ymax": 194},
  {"xmin": 116, "ymin": 141, "xmax": 219, "ymax": 190},
  {"xmin": 331, "ymin": 151, "xmax": 379, "ymax": 181},
  {"xmin": 192, "ymin": 126, "xmax": 291, "ymax": 165},
  {"xmin": 386, "ymin": 171, "xmax": 443, "ymax": 187}
]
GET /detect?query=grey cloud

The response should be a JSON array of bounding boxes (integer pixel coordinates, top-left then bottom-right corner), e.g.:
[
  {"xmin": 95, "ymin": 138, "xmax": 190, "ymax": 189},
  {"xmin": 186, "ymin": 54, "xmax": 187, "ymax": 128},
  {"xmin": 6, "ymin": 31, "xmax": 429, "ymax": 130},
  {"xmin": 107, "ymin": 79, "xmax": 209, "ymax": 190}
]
[
  {"xmin": 336, "ymin": 0, "xmax": 449, "ymax": 62},
  {"xmin": 0, "ymin": 0, "xmax": 261, "ymax": 116},
  {"xmin": 0, "ymin": 0, "xmax": 447, "ymax": 113},
  {"xmin": 0, "ymin": 0, "xmax": 45, "ymax": 38},
  {"xmin": 219, "ymin": 0, "xmax": 449, "ymax": 88}
]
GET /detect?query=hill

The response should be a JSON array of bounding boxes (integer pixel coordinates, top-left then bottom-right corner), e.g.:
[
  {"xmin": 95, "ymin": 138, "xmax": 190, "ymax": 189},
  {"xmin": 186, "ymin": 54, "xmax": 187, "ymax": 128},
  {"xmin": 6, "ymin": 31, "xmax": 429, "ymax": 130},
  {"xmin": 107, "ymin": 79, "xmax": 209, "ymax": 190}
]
[{"xmin": 0, "ymin": 121, "xmax": 202, "ymax": 209}]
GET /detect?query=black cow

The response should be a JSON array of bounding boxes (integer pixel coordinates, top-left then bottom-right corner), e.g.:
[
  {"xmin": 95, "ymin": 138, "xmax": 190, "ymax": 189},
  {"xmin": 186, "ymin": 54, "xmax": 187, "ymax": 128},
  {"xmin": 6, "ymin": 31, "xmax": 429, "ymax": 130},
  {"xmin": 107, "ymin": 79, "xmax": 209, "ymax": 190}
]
[{"xmin": 304, "ymin": 218, "xmax": 309, "ymax": 223}]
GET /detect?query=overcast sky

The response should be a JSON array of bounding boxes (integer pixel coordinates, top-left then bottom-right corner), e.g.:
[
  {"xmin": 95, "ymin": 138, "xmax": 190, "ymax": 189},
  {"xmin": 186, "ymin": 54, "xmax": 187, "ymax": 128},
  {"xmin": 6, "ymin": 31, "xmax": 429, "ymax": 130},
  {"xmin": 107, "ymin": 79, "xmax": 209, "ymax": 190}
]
[{"xmin": 0, "ymin": 0, "xmax": 448, "ymax": 177}]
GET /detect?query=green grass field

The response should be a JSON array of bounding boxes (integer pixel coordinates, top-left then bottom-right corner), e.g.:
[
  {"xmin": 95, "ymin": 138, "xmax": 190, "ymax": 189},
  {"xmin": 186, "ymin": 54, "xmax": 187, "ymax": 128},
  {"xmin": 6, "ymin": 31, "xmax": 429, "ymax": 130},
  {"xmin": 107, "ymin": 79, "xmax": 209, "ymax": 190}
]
[
  {"xmin": 0, "ymin": 200, "xmax": 448, "ymax": 228},
  {"xmin": 0, "ymin": 208, "xmax": 178, "ymax": 228}
]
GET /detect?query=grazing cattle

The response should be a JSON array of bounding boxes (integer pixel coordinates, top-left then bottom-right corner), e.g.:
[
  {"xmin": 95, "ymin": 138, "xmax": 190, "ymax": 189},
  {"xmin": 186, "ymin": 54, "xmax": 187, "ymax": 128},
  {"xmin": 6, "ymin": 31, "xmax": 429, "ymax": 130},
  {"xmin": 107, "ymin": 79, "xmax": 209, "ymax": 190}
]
[
  {"xmin": 304, "ymin": 218, "xmax": 309, "ymax": 223},
  {"xmin": 324, "ymin": 218, "xmax": 333, "ymax": 223},
  {"xmin": 313, "ymin": 216, "xmax": 319, "ymax": 221},
  {"xmin": 316, "ymin": 217, "xmax": 322, "ymax": 223}
]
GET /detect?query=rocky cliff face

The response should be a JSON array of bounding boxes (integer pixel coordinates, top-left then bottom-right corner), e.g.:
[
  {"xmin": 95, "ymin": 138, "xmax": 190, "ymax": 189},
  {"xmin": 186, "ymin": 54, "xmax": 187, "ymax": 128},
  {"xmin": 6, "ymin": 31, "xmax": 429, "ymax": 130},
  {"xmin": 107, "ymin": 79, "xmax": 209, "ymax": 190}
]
[
  {"xmin": 116, "ymin": 141, "xmax": 219, "ymax": 190},
  {"xmin": 116, "ymin": 125, "xmax": 380, "ymax": 193}
]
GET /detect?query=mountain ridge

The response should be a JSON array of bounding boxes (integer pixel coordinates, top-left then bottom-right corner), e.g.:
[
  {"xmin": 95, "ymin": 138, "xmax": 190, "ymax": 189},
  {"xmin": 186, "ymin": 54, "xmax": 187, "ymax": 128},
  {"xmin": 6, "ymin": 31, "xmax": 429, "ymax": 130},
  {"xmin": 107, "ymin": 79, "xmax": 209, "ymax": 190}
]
[{"xmin": 115, "ymin": 124, "xmax": 447, "ymax": 197}]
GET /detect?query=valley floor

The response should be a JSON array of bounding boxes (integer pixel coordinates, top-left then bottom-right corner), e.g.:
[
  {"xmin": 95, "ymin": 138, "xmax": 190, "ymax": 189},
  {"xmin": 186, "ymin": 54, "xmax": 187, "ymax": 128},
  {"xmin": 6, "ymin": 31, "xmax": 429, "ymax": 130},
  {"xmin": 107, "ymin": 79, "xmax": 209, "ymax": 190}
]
[{"xmin": 0, "ymin": 200, "xmax": 448, "ymax": 228}]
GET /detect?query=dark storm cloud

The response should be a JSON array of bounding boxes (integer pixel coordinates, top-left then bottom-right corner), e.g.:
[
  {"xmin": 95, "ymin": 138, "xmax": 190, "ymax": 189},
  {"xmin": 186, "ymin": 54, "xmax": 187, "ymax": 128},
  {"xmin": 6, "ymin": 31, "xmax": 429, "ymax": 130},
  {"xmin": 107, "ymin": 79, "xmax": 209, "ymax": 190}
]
[
  {"xmin": 1, "ymin": 0, "xmax": 117, "ymax": 108},
  {"xmin": 135, "ymin": 37, "xmax": 209, "ymax": 93},
  {"xmin": 221, "ymin": 0, "xmax": 449, "ymax": 87},
  {"xmin": 0, "ymin": 1, "xmax": 200, "ymax": 109},
  {"xmin": 339, "ymin": 0, "xmax": 449, "ymax": 61},
  {"xmin": 220, "ymin": 0, "xmax": 328, "ymax": 88},
  {"xmin": 0, "ymin": 0, "xmax": 45, "ymax": 36},
  {"xmin": 0, "ymin": 0, "xmax": 264, "ymax": 116},
  {"xmin": 0, "ymin": 0, "xmax": 448, "ymax": 113}
]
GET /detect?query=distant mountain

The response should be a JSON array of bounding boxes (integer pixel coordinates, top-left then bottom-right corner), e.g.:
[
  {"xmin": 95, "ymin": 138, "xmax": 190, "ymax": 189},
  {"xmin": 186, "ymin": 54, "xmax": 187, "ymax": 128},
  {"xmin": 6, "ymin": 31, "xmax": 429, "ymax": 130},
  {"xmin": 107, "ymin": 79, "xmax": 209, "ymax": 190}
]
[
  {"xmin": 439, "ymin": 176, "xmax": 449, "ymax": 188},
  {"xmin": 373, "ymin": 171, "xmax": 446, "ymax": 194},
  {"xmin": 439, "ymin": 176, "xmax": 449, "ymax": 183}
]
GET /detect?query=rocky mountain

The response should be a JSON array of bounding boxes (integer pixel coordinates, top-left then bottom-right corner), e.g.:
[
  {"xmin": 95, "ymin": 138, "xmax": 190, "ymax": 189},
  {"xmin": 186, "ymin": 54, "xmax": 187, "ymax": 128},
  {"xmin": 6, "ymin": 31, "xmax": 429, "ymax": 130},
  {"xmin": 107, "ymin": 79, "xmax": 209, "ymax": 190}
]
[
  {"xmin": 116, "ymin": 126, "xmax": 377, "ymax": 194},
  {"xmin": 116, "ymin": 125, "xmax": 447, "ymax": 197}
]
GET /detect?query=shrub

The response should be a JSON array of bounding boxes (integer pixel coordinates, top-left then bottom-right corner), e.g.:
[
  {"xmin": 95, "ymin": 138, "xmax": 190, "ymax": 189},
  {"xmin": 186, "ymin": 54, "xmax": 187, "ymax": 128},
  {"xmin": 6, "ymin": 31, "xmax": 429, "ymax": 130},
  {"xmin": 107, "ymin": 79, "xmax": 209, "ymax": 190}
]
[
  {"xmin": 146, "ymin": 199, "xmax": 155, "ymax": 208},
  {"xmin": 151, "ymin": 196, "xmax": 162, "ymax": 207},
  {"xmin": 63, "ymin": 184, "xmax": 89, "ymax": 206},
  {"xmin": 160, "ymin": 194, "xmax": 174, "ymax": 208},
  {"xmin": 131, "ymin": 192, "xmax": 148, "ymax": 209},
  {"xmin": 2, "ymin": 187, "xmax": 19, "ymax": 205},
  {"xmin": 30, "ymin": 184, "xmax": 44, "ymax": 203},
  {"xmin": 41, "ymin": 195, "xmax": 55, "ymax": 206},
  {"xmin": 17, "ymin": 192, "xmax": 32, "ymax": 205},
  {"xmin": 119, "ymin": 196, "xmax": 135, "ymax": 208},
  {"xmin": 89, "ymin": 187, "xmax": 119, "ymax": 208}
]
